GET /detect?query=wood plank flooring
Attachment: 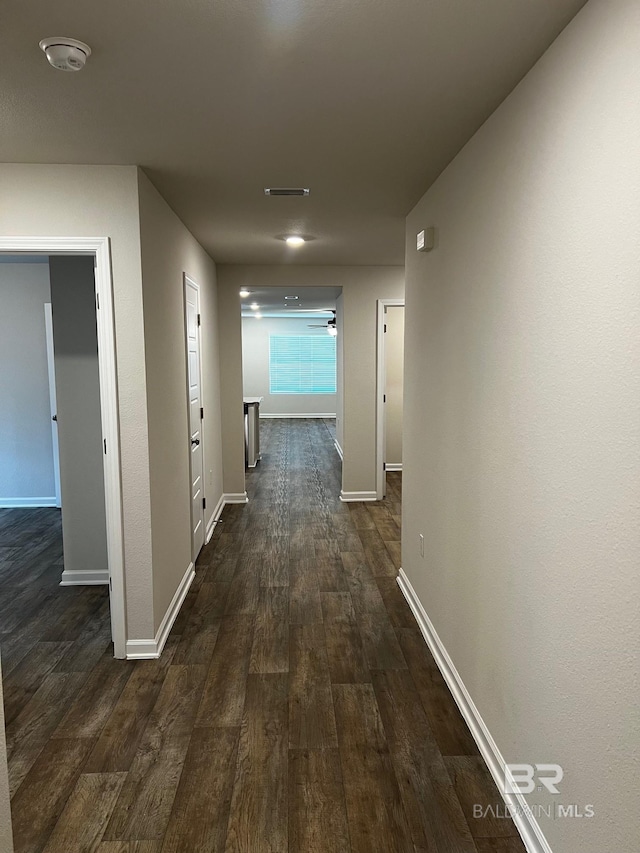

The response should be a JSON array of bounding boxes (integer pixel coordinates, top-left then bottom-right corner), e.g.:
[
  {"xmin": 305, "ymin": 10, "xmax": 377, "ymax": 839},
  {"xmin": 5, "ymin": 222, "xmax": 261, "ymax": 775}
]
[{"xmin": 1, "ymin": 419, "xmax": 526, "ymax": 852}]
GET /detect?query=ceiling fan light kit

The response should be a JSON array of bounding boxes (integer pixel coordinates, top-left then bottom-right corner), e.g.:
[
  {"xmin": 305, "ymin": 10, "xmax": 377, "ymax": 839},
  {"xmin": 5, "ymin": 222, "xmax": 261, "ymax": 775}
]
[{"xmin": 308, "ymin": 310, "xmax": 337, "ymax": 335}]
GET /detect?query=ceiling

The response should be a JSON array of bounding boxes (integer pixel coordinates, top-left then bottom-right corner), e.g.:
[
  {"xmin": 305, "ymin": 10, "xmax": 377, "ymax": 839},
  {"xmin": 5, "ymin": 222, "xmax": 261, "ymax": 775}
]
[
  {"xmin": 240, "ymin": 285, "xmax": 339, "ymax": 317},
  {"xmin": 1, "ymin": 0, "xmax": 587, "ymax": 266}
]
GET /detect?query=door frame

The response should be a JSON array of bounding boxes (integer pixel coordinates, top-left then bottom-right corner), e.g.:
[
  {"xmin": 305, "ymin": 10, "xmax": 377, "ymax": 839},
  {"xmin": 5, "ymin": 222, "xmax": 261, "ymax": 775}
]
[
  {"xmin": 183, "ymin": 273, "xmax": 206, "ymax": 562},
  {"xmin": 375, "ymin": 298, "xmax": 405, "ymax": 501},
  {"xmin": 0, "ymin": 236, "xmax": 126, "ymax": 659}
]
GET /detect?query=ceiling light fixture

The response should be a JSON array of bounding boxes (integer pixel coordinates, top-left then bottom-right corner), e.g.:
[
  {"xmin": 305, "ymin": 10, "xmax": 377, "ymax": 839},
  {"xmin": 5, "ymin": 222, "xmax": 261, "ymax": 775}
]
[
  {"xmin": 239, "ymin": 289, "xmax": 251, "ymax": 298},
  {"xmin": 250, "ymin": 302, "xmax": 260, "ymax": 310},
  {"xmin": 285, "ymin": 236, "xmax": 305, "ymax": 247},
  {"xmin": 39, "ymin": 37, "xmax": 91, "ymax": 71},
  {"xmin": 284, "ymin": 295, "xmax": 299, "ymax": 300}
]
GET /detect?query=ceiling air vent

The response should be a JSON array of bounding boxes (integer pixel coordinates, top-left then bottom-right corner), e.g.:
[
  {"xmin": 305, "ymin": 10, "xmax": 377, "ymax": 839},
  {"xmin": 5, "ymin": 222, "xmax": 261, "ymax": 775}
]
[{"xmin": 264, "ymin": 188, "xmax": 310, "ymax": 197}]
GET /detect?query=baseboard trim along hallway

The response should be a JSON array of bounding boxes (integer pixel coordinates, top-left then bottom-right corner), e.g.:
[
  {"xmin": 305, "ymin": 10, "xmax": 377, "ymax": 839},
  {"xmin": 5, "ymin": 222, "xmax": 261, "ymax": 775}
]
[
  {"xmin": 205, "ymin": 495, "xmax": 226, "ymax": 544},
  {"xmin": 126, "ymin": 561, "xmax": 195, "ymax": 659},
  {"xmin": 223, "ymin": 492, "xmax": 249, "ymax": 504},
  {"xmin": 0, "ymin": 497, "xmax": 58, "ymax": 508},
  {"xmin": 339, "ymin": 490, "xmax": 377, "ymax": 502},
  {"xmin": 258, "ymin": 412, "xmax": 337, "ymax": 418},
  {"xmin": 60, "ymin": 569, "xmax": 109, "ymax": 586},
  {"xmin": 397, "ymin": 568, "xmax": 552, "ymax": 853}
]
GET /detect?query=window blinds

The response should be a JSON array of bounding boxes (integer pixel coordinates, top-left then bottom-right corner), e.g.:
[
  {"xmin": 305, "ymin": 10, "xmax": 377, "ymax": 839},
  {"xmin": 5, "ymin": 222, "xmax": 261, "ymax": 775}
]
[{"xmin": 269, "ymin": 334, "xmax": 337, "ymax": 394}]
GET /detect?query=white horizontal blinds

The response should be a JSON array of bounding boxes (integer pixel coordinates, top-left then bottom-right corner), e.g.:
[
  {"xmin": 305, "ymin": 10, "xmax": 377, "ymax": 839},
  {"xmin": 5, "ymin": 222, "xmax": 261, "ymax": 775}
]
[{"xmin": 269, "ymin": 335, "xmax": 337, "ymax": 394}]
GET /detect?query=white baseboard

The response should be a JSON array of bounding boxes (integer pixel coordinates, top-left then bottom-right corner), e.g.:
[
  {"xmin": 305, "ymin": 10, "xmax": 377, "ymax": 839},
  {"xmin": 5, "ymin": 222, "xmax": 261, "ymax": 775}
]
[
  {"xmin": 397, "ymin": 568, "xmax": 552, "ymax": 853},
  {"xmin": 205, "ymin": 494, "xmax": 226, "ymax": 544},
  {"xmin": 259, "ymin": 413, "xmax": 336, "ymax": 419},
  {"xmin": 339, "ymin": 490, "xmax": 377, "ymax": 502},
  {"xmin": 385, "ymin": 463, "xmax": 403, "ymax": 472},
  {"xmin": 334, "ymin": 440, "xmax": 344, "ymax": 461},
  {"xmin": 0, "ymin": 497, "xmax": 58, "ymax": 508},
  {"xmin": 223, "ymin": 492, "xmax": 249, "ymax": 504},
  {"xmin": 126, "ymin": 562, "xmax": 195, "ymax": 660},
  {"xmin": 60, "ymin": 569, "xmax": 109, "ymax": 586}
]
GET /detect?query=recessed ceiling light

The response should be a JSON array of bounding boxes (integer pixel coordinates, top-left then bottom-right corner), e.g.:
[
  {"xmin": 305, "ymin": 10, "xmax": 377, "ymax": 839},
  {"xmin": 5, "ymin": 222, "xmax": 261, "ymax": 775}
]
[
  {"xmin": 284, "ymin": 295, "xmax": 299, "ymax": 300},
  {"xmin": 239, "ymin": 289, "xmax": 251, "ymax": 298},
  {"xmin": 285, "ymin": 236, "xmax": 305, "ymax": 247},
  {"xmin": 250, "ymin": 302, "xmax": 260, "ymax": 310}
]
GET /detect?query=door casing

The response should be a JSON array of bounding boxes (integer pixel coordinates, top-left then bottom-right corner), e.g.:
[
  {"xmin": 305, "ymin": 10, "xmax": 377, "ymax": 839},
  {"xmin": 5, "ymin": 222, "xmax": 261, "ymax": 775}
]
[{"xmin": 0, "ymin": 236, "xmax": 126, "ymax": 658}]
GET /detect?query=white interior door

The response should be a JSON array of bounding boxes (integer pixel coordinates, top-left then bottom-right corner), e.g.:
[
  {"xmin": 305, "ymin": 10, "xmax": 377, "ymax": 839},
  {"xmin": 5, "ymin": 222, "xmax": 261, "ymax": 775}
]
[
  {"xmin": 44, "ymin": 303, "xmax": 62, "ymax": 508},
  {"xmin": 184, "ymin": 276, "xmax": 205, "ymax": 561}
]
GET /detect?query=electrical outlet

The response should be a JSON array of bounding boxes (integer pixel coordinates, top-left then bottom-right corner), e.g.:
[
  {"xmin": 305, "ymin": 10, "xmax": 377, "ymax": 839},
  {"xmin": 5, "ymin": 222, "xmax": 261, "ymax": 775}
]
[{"xmin": 419, "ymin": 534, "xmax": 424, "ymax": 558}]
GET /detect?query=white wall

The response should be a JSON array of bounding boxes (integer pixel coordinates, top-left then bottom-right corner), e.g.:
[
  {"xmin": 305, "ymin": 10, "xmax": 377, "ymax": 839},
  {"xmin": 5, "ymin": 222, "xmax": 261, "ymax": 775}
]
[
  {"xmin": 0, "ymin": 261, "xmax": 55, "ymax": 505},
  {"xmin": 403, "ymin": 2, "xmax": 640, "ymax": 852},
  {"xmin": 0, "ymin": 660, "xmax": 13, "ymax": 853},
  {"xmin": 217, "ymin": 265, "xmax": 404, "ymax": 499},
  {"xmin": 384, "ymin": 305, "xmax": 404, "ymax": 468},
  {"xmin": 49, "ymin": 256, "xmax": 108, "ymax": 583},
  {"xmin": 242, "ymin": 315, "xmax": 337, "ymax": 416},
  {"xmin": 137, "ymin": 170, "xmax": 224, "ymax": 632}
]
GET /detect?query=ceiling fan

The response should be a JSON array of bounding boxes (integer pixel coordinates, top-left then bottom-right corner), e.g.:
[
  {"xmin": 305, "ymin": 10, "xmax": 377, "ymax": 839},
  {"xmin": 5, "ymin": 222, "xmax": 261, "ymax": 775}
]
[{"xmin": 308, "ymin": 310, "xmax": 337, "ymax": 335}]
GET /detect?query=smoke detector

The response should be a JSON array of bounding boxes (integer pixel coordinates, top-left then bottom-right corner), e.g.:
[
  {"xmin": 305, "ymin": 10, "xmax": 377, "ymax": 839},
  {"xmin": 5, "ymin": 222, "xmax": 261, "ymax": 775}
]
[{"xmin": 39, "ymin": 37, "xmax": 92, "ymax": 72}]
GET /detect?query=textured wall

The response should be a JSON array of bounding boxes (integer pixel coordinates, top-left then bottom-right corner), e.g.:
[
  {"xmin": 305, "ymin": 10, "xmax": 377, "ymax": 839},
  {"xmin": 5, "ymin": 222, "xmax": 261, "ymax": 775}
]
[
  {"xmin": 215, "ymin": 274, "xmax": 247, "ymax": 498},
  {"xmin": 0, "ymin": 262, "xmax": 54, "ymax": 503},
  {"xmin": 49, "ymin": 256, "xmax": 108, "ymax": 580},
  {"xmin": 403, "ymin": 1, "xmax": 640, "ymax": 851},
  {"xmin": 137, "ymin": 170, "xmax": 223, "ymax": 632},
  {"xmin": 0, "ymin": 164, "xmax": 154, "ymax": 640}
]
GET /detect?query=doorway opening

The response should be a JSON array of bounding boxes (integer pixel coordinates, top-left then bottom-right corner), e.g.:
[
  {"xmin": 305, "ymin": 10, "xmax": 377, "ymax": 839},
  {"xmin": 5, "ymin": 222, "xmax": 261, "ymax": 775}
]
[
  {"xmin": 239, "ymin": 285, "xmax": 343, "ymax": 481},
  {"xmin": 0, "ymin": 237, "xmax": 125, "ymax": 658}
]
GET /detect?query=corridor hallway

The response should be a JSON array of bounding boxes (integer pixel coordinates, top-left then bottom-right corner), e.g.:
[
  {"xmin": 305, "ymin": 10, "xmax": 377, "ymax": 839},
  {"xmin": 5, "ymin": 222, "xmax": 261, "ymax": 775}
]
[{"xmin": 2, "ymin": 418, "xmax": 524, "ymax": 852}]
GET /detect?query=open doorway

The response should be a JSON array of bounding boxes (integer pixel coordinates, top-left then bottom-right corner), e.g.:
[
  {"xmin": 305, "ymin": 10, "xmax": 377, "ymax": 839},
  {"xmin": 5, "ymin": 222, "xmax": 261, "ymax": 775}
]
[
  {"xmin": 376, "ymin": 299, "xmax": 405, "ymax": 500},
  {"xmin": 239, "ymin": 285, "xmax": 343, "ymax": 474},
  {"xmin": 0, "ymin": 237, "xmax": 125, "ymax": 658}
]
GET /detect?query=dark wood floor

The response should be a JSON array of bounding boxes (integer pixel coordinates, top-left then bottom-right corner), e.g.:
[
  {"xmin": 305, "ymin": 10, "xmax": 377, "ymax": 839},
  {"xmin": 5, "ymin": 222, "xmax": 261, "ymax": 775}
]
[{"xmin": 1, "ymin": 419, "xmax": 525, "ymax": 853}]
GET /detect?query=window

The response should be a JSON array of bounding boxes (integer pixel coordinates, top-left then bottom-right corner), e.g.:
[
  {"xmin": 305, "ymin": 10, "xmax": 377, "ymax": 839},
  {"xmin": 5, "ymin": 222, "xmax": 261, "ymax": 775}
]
[{"xmin": 269, "ymin": 334, "xmax": 337, "ymax": 394}]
